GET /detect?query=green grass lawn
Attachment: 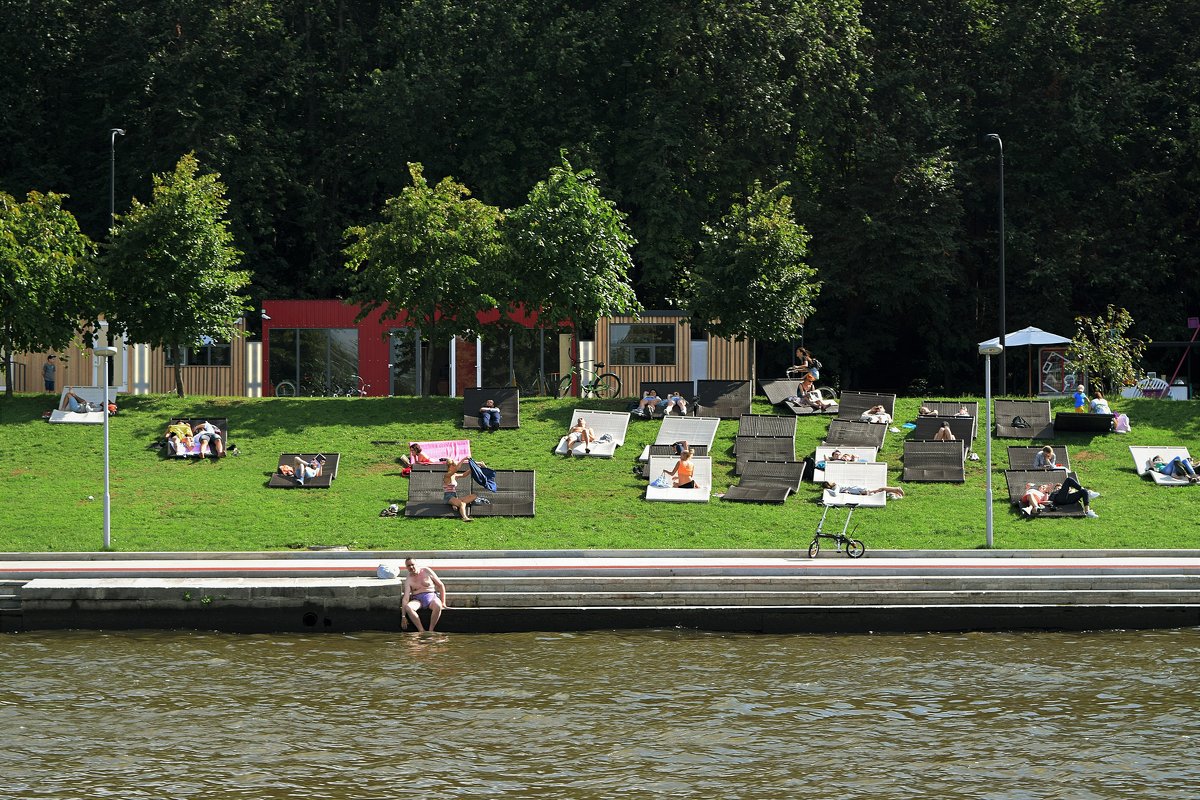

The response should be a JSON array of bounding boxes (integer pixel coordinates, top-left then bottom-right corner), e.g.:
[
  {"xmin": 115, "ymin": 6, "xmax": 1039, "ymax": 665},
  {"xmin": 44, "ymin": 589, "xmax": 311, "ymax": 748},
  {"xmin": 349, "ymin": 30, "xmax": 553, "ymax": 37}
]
[{"xmin": 2, "ymin": 392, "xmax": 1200, "ymax": 553}]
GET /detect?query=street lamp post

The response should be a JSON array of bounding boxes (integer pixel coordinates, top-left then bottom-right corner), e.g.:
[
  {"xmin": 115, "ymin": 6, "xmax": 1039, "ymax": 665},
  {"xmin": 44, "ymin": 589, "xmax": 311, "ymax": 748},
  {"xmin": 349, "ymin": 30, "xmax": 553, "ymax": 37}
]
[
  {"xmin": 96, "ymin": 342, "xmax": 118, "ymax": 549},
  {"xmin": 109, "ymin": 128, "xmax": 126, "ymax": 231},
  {"xmin": 980, "ymin": 342, "xmax": 1004, "ymax": 548},
  {"xmin": 985, "ymin": 133, "xmax": 1006, "ymax": 395}
]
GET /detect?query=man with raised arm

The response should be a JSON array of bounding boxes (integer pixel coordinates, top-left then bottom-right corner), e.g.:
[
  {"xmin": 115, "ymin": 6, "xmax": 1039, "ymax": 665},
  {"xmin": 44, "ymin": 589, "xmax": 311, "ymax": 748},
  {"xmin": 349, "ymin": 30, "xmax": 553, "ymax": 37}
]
[{"xmin": 401, "ymin": 557, "xmax": 448, "ymax": 632}]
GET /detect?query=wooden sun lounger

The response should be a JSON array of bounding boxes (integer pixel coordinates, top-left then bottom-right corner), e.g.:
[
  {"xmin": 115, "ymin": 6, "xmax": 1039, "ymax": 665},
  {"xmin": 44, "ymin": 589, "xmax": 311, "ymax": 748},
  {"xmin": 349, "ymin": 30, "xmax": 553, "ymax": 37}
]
[
  {"xmin": 638, "ymin": 416, "xmax": 721, "ymax": 461},
  {"xmin": 1054, "ymin": 411, "xmax": 1114, "ymax": 433},
  {"xmin": 721, "ymin": 460, "xmax": 806, "ymax": 504},
  {"xmin": 823, "ymin": 419, "xmax": 886, "ymax": 449},
  {"xmin": 462, "ymin": 387, "xmax": 520, "ymax": 430},
  {"xmin": 645, "ymin": 456, "xmax": 713, "ymax": 503},
  {"xmin": 1004, "ymin": 469, "xmax": 1087, "ymax": 517},
  {"xmin": 404, "ymin": 467, "xmax": 536, "ymax": 517},
  {"xmin": 994, "ymin": 400, "xmax": 1054, "ymax": 439},
  {"xmin": 759, "ymin": 378, "xmax": 801, "ymax": 406},
  {"xmin": 737, "ymin": 414, "xmax": 797, "ymax": 439},
  {"xmin": 161, "ymin": 418, "xmax": 230, "ymax": 459},
  {"xmin": 812, "ymin": 446, "xmax": 877, "ymax": 482},
  {"xmin": 911, "ymin": 415, "xmax": 975, "ymax": 447},
  {"xmin": 1007, "ymin": 445, "xmax": 1071, "ymax": 471},
  {"xmin": 633, "ymin": 381, "xmax": 697, "ymax": 419},
  {"xmin": 735, "ymin": 436, "xmax": 795, "ymax": 475},
  {"xmin": 836, "ymin": 390, "xmax": 896, "ymax": 421},
  {"xmin": 902, "ymin": 440, "xmax": 966, "ymax": 483},
  {"xmin": 267, "ymin": 453, "xmax": 341, "ymax": 488},
  {"xmin": 1129, "ymin": 446, "xmax": 1195, "ymax": 486},
  {"xmin": 554, "ymin": 409, "xmax": 630, "ymax": 458},
  {"xmin": 695, "ymin": 380, "xmax": 752, "ymax": 419},
  {"xmin": 920, "ymin": 401, "xmax": 979, "ymax": 439},
  {"xmin": 821, "ymin": 461, "xmax": 890, "ymax": 507}
]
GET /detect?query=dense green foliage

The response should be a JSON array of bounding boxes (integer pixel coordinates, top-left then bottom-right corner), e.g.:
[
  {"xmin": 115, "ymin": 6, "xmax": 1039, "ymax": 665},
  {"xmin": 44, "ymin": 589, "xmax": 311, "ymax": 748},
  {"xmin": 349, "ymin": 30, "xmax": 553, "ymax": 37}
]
[
  {"xmin": 1, "ymin": 0, "xmax": 1196, "ymax": 391},
  {"xmin": 1067, "ymin": 306, "xmax": 1151, "ymax": 394},
  {"xmin": 2, "ymin": 392, "xmax": 1199, "ymax": 553}
]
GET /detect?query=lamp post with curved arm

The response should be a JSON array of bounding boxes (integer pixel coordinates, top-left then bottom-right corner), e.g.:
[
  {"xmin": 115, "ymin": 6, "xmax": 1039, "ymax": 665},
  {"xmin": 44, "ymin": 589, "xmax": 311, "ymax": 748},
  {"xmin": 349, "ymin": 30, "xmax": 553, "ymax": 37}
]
[
  {"xmin": 109, "ymin": 128, "xmax": 126, "ymax": 232},
  {"xmin": 985, "ymin": 133, "xmax": 1006, "ymax": 395}
]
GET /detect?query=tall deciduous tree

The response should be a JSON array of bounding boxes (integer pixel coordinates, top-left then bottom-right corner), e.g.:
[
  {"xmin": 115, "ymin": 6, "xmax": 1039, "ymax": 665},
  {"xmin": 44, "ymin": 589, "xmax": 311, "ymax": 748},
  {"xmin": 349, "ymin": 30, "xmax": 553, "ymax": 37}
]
[
  {"xmin": 504, "ymin": 154, "xmax": 641, "ymax": 375},
  {"xmin": 344, "ymin": 162, "xmax": 504, "ymax": 395},
  {"xmin": 1067, "ymin": 305, "xmax": 1150, "ymax": 393},
  {"xmin": 689, "ymin": 182, "xmax": 819, "ymax": 384},
  {"xmin": 0, "ymin": 191, "xmax": 97, "ymax": 397},
  {"xmin": 103, "ymin": 154, "xmax": 250, "ymax": 397}
]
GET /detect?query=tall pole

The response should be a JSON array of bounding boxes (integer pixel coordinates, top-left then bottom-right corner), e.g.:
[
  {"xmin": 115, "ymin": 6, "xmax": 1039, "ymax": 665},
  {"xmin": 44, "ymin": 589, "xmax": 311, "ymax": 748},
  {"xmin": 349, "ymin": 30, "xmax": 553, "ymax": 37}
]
[
  {"xmin": 985, "ymin": 134, "xmax": 1006, "ymax": 395},
  {"xmin": 980, "ymin": 343, "xmax": 1003, "ymax": 548},
  {"xmin": 97, "ymin": 342, "xmax": 118, "ymax": 549},
  {"xmin": 109, "ymin": 128, "xmax": 126, "ymax": 231}
]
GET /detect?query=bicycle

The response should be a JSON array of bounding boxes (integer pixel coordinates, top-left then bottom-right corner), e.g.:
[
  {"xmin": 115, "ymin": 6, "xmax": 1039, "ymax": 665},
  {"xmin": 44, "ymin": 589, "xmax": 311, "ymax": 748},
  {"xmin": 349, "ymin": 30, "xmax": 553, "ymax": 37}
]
[
  {"xmin": 807, "ymin": 504, "xmax": 866, "ymax": 558},
  {"xmin": 558, "ymin": 360, "xmax": 622, "ymax": 399},
  {"xmin": 274, "ymin": 379, "xmax": 298, "ymax": 397},
  {"xmin": 341, "ymin": 375, "xmax": 370, "ymax": 397}
]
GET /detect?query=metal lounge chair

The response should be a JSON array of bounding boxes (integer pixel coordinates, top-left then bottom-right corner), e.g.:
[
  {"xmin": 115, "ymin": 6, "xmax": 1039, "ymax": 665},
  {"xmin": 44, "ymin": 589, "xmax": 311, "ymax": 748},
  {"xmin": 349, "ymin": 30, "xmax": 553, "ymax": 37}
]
[
  {"xmin": 634, "ymin": 381, "xmax": 697, "ymax": 418},
  {"xmin": 994, "ymin": 400, "xmax": 1054, "ymax": 439},
  {"xmin": 911, "ymin": 415, "xmax": 975, "ymax": 448},
  {"xmin": 267, "ymin": 453, "xmax": 340, "ymax": 488},
  {"xmin": 638, "ymin": 416, "xmax": 721, "ymax": 461},
  {"xmin": 836, "ymin": 390, "xmax": 897, "ymax": 422},
  {"xmin": 811, "ymin": 445, "xmax": 878, "ymax": 483},
  {"xmin": 821, "ymin": 461, "xmax": 891, "ymax": 507},
  {"xmin": 759, "ymin": 378, "xmax": 801, "ymax": 406},
  {"xmin": 1129, "ymin": 446, "xmax": 1196, "ymax": 486},
  {"xmin": 822, "ymin": 419, "xmax": 886, "ymax": 449},
  {"xmin": 1053, "ymin": 411, "xmax": 1114, "ymax": 433},
  {"xmin": 901, "ymin": 440, "xmax": 966, "ymax": 483},
  {"xmin": 721, "ymin": 460, "xmax": 806, "ymax": 504},
  {"xmin": 735, "ymin": 436, "xmax": 795, "ymax": 475},
  {"xmin": 462, "ymin": 387, "xmax": 520, "ymax": 430},
  {"xmin": 695, "ymin": 380, "xmax": 752, "ymax": 419},
  {"xmin": 404, "ymin": 467, "xmax": 536, "ymax": 516},
  {"xmin": 1003, "ymin": 469, "xmax": 1087, "ymax": 517},
  {"xmin": 644, "ymin": 456, "xmax": 713, "ymax": 503},
  {"xmin": 1007, "ymin": 445, "xmax": 1070, "ymax": 471},
  {"xmin": 554, "ymin": 409, "xmax": 630, "ymax": 458},
  {"xmin": 737, "ymin": 414, "xmax": 797, "ymax": 439},
  {"xmin": 920, "ymin": 400, "xmax": 979, "ymax": 439}
]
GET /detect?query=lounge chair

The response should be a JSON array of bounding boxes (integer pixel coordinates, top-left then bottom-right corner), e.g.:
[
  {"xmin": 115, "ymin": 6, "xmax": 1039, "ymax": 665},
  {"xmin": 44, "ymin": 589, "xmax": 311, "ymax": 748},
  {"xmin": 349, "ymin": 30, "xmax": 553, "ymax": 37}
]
[
  {"xmin": 1054, "ymin": 411, "xmax": 1114, "ymax": 433},
  {"xmin": 920, "ymin": 400, "xmax": 979, "ymax": 438},
  {"xmin": 911, "ymin": 415, "xmax": 975, "ymax": 448},
  {"xmin": 735, "ymin": 436, "xmax": 795, "ymax": 475},
  {"xmin": 737, "ymin": 414, "xmax": 797, "ymax": 439},
  {"xmin": 161, "ymin": 417, "xmax": 230, "ymax": 459},
  {"xmin": 47, "ymin": 386, "xmax": 118, "ymax": 424},
  {"xmin": 404, "ymin": 467, "xmax": 536, "ymax": 516},
  {"xmin": 901, "ymin": 440, "xmax": 966, "ymax": 483},
  {"xmin": 462, "ymin": 387, "xmax": 520, "ymax": 430},
  {"xmin": 822, "ymin": 419, "xmax": 886, "ymax": 449},
  {"xmin": 1129, "ymin": 446, "xmax": 1195, "ymax": 486},
  {"xmin": 812, "ymin": 446, "xmax": 878, "ymax": 483},
  {"xmin": 783, "ymin": 389, "xmax": 839, "ymax": 416},
  {"xmin": 633, "ymin": 381, "xmax": 697, "ymax": 418},
  {"xmin": 721, "ymin": 460, "xmax": 806, "ymax": 504},
  {"xmin": 644, "ymin": 455, "xmax": 713, "ymax": 503},
  {"xmin": 821, "ymin": 461, "xmax": 891, "ymax": 507},
  {"xmin": 759, "ymin": 378, "xmax": 801, "ymax": 406},
  {"xmin": 836, "ymin": 390, "xmax": 897, "ymax": 422},
  {"xmin": 267, "ymin": 453, "xmax": 341, "ymax": 489},
  {"xmin": 695, "ymin": 380, "xmax": 752, "ymax": 419},
  {"xmin": 1004, "ymin": 469, "xmax": 1087, "ymax": 517},
  {"xmin": 994, "ymin": 400, "xmax": 1054, "ymax": 439},
  {"xmin": 1007, "ymin": 445, "xmax": 1070, "ymax": 471},
  {"xmin": 637, "ymin": 416, "xmax": 721, "ymax": 461},
  {"xmin": 403, "ymin": 439, "xmax": 472, "ymax": 464},
  {"xmin": 554, "ymin": 409, "xmax": 630, "ymax": 458}
]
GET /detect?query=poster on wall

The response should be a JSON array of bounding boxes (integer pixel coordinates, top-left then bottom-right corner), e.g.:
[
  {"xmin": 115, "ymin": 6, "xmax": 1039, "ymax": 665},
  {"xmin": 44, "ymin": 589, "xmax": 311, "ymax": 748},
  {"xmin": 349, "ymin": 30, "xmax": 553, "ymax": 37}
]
[{"xmin": 1039, "ymin": 347, "xmax": 1076, "ymax": 395}]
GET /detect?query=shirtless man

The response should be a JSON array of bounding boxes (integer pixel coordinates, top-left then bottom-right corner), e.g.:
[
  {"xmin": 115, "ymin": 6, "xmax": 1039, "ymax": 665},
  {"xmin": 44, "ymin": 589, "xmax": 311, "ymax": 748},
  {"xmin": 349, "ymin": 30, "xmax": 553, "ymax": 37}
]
[{"xmin": 401, "ymin": 557, "xmax": 447, "ymax": 632}]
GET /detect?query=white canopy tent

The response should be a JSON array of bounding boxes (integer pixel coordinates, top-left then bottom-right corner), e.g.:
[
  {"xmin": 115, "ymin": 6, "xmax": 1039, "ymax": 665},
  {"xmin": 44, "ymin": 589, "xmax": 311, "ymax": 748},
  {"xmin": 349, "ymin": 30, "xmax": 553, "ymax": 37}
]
[{"xmin": 978, "ymin": 326, "xmax": 1072, "ymax": 396}]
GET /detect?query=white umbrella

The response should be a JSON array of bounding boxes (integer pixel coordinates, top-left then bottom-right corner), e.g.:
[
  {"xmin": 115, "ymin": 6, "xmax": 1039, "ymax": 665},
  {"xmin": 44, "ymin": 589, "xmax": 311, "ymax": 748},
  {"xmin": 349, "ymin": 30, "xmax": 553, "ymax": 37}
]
[{"xmin": 977, "ymin": 326, "xmax": 1072, "ymax": 395}]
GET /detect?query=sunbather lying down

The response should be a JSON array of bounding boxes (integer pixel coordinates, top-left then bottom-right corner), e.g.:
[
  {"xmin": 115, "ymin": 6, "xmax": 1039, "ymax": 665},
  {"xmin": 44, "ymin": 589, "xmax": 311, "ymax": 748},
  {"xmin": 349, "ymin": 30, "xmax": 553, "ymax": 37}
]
[
  {"xmin": 822, "ymin": 481, "xmax": 904, "ymax": 499},
  {"xmin": 859, "ymin": 405, "xmax": 892, "ymax": 425},
  {"xmin": 60, "ymin": 388, "xmax": 93, "ymax": 412},
  {"xmin": 816, "ymin": 450, "xmax": 866, "ymax": 469}
]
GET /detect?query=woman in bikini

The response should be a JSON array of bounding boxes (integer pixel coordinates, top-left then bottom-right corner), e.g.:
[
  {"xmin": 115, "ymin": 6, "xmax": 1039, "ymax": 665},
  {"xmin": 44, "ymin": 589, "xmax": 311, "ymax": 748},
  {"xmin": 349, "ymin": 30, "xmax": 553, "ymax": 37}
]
[
  {"xmin": 443, "ymin": 458, "xmax": 479, "ymax": 522},
  {"xmin": 667, "ymin": 448, "xmax": 697, "ymax": 488}
]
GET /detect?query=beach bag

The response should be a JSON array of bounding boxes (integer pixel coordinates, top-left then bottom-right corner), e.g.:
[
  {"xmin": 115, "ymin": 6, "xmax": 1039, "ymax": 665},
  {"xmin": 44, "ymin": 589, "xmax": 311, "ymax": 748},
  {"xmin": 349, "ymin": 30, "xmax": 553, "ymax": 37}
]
[
  {"xmin": 377, "ymin": 562, "xmax": 400, "ymax": 578},
  {"xmin": 1011, "ymin": 415, "xmax": 1030, "ymax": 429},
  {"xmin": 650, "ymin": 472, "xmax": 671, "ymax": 488}
]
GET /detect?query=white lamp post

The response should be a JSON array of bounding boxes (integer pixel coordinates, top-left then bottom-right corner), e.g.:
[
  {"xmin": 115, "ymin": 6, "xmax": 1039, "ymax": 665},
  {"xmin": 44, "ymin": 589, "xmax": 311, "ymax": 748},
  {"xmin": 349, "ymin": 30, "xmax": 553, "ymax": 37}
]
[
  {"xmin": 109, "ymin": 128, "xmax": 126, "ymax": 232},
  {"xmin": 96, "ymin": 321, "xmax": 118, "ymax": 549},
  {"xmin": 979, "ymin": 342, "xmax": 1004, "ymax": 548}
]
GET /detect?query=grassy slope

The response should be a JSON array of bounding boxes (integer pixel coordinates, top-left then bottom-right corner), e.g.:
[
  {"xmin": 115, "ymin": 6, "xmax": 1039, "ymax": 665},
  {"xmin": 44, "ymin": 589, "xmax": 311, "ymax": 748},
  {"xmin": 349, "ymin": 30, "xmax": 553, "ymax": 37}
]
[{"xmin": 1, "ymin": 392, "xmax": 1199, "ymax": 553}]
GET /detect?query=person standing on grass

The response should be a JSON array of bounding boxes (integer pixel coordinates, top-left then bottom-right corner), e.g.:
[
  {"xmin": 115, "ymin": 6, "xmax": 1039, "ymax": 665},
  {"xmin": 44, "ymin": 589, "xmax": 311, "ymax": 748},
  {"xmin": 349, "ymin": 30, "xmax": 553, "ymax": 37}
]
[
  {"xmin": 1073, "ymin": 384, "xmax": 1088, "ymax": 412},
  {"xmin": 43, "ymin": 354, "xmax": 57, "ymax": 392},
  {"xmin": 401, "ymin": 557, "xmax": 447, "ymax": 632}
]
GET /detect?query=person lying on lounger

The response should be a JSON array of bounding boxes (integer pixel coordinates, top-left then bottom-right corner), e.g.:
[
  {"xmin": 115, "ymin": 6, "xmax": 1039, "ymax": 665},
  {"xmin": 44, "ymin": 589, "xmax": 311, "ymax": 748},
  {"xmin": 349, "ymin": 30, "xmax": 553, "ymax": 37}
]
[
  {"xmin": 294, "ymin": 454, "xmax": 327, "ymax": 485},
  {"xmin": 860, "ymin": 404, "xmax": 892, "ymax": 424},
  {"xmin": 635, "ymin": 390, "xmax": 661, "ymax": 416},
  {"xmin": 933, "ymin": 422, "xmax": 956, "ymax": 441},
  {"xmin": 815, "ymin": 450, "xmax": 867, "ymax": 469},
  {"xmin": 400, "ymin": 442, "xmax": 433, "ymax": 476},
  {"xmin": 165, "ymin": 420, "xmax": 194, "ymax": 456},
  {"xmin": 563, "ymin": 417, "xmax": 596, "ymax": 453},
  {"xmin": 1149, "ymin": 454, "xmax": 1199, "ymax": 483},
  {"xmin": 822, "ymin": 481, "xmax": 904, "ymax": 499},
  {"xmin": 479, "ymin": 399, "xmax": 502, "ymax": 432},
  {"xmin": 60, "ymin": 388, "xmax": 92, "ymax": 413},
  {"xmin": 194, "ymin": 420, "xmax": 225, "ymax": 458},
  {"xmin": 1033, "ymin": 446, "xmax": 1058, "ymax": 469},
  {"xmin": 662, "ymin": 391, "xmax": 689, "ymax": 416}
]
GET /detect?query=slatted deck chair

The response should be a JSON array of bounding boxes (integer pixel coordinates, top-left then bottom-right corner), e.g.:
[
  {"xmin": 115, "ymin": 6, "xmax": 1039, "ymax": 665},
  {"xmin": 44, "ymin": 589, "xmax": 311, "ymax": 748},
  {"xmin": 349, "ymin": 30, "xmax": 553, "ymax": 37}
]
[
  {"xmin": 1004, "ymin": 469, "xmax": 1087, "ymax": 517},
  {"xmin": 737, "ymin": 414, "xmax": 797, "ymax": 439},
  {"xmin": 695, "ymin": 380, "xmax": 752, "ymax": 419},
  {"xmin": 1007, "ymin": 445, "xmax": 1071, "ymax": 471},
  {"xmin": 645, "ymin": 443, "xmax": 709, "ymax": 458},
  {"xmin": 822, "ymin": 419, "xmax": 886, "ymax": 449},
  {"xmin": 160, "ymin": 418, "xmax": 230, "ymax": 459},
  {"xmin": 911, "ymin": 415, "xmax": 976, "ymax": 448},
  {"xmin": 1054, "ymin": 411, "xmax": 1114, "ymax": 433},
  {"xmin": 638, "ymin": 415, "xmax": 721, "ymax": 461},
  {"xmin": 1129, "ymin": 446, "xmax": 1196, "ymax": 486},
  {"xmin": 902, "ymin": 440, "xmax": 967, "ymax": 483},
  {"xmin": 759, "ymin": 378, "xmax": 801, "ymax": 406},
  {"xmin": 404, "ymin": 466, "xmax": 536, "ymax": 516},
  {"xmin": 836, "ymin": 390, "xmax": 897, "ymax": 422},
  {"xmin": 462, "ymin": 387, "xmax": 520, "ymax": 430},
  {"xmin": 920, "ymin": 400, "xmax": 979, "ymax": 439},
  {"xmin": 735, "ymin": 436, "xmax": 795, "ymax": 475},
  {"xmin": 633, "ymin": 381, "xmax": 697, "ymax": 419},
  {"xmin": 812, "ymin": 446, "xmax": 878, "ymax": 483},
  {"xmin": 783, "ymin": 389, "xmax": 839, "ymax": 416},
  {"xmin": 721, "ymin": 460, "xmax": 806, "ymax": 504},
  {"xmin": 48, "ymin": 386, "xmax": 119, "ymax": 424},
  {"xmin": 267, "ymin": 453, "xmax": 341, "ymax": 488},
  {"xmin": 644, "ymin": 456, "xmax": 713, "ymax": 503},
  {"xmin": 554, "ymin": 409, "xmax": 630, "ymax": 458},
  {"xmin": 820, "ymin": 461, "xmax": 891, "ymax": 508},
  {"xmin": 994, "ymin": 400, "xmax": 1054, "ymax": 439}
]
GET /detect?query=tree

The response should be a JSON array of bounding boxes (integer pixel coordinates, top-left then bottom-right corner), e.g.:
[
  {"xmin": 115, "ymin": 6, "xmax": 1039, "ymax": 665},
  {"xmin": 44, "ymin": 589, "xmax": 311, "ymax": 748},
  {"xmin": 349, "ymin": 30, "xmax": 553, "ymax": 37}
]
[
  {"xmin": 689, "ymin": 182, "xmax": 819, "ymax": 384},
  {"xmin": 504, "ymin": 154, "xmax": 641, "ymax": 374},
  {"xmin": 0, "ymin": 191, "xmax": 97, "ymax": 397},
  {"xmin": 1066, "ymin": 306, "xmax": 1150, "ymax": 393},
  {"xmin": 103, "ymin": 153, "xmax": 250, "ymax": 397},
  {"xmin": 344, "ymin": 162, "xmax": 504, "ymax": 395}
]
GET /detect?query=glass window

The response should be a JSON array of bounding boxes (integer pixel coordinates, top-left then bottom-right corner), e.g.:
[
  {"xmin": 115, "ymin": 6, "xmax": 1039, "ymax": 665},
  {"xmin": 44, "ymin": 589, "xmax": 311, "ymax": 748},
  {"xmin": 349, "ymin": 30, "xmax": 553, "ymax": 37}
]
[
  {"xmin": 165, "ymin": 341, "xmax": 231, "ymax": 366},
  {"xmin": 608, "ymin": 323, "xmax": 677, "ymax": 366},
  {"xmin": 268, "ymin": 328, "xmax": 358, "ymax": 395},
  {"xmin": 390, "ymin": 329, "xmax": 419, "ymax": 396}
]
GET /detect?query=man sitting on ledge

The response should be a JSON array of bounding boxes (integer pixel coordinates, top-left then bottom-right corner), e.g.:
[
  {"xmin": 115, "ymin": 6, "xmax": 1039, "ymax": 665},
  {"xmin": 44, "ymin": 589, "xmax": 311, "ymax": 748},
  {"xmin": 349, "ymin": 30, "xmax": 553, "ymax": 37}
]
[{"xmin": 401, "ymin": 557, "xmax": 447, "ymax": 632}]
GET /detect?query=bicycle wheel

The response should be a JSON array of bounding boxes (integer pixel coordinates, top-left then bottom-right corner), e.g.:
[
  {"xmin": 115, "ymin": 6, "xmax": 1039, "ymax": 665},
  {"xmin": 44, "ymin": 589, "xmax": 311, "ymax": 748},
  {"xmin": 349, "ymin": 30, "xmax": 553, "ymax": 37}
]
[
  {"xmin": 807, "ymin": 539, "xmax": 820, "ymax": 558},
  {"xmin": 558, "ymin": 373, "xmax": 576, "ymax": 398},
  {"xmin": 593, "ymin": 373, "xmax": 621, "ymax": 399},
  {"xmin": 846, "ymin": 539, "xmax": 866, "ymax": 558},
  {"xmin": 274, "ymin": 380, "xmax": 297, "ymax": 397}
]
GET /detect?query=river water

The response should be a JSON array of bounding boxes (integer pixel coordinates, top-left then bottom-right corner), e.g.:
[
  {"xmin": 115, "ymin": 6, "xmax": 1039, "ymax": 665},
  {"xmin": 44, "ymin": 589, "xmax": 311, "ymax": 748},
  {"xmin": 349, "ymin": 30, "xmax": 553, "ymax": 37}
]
[{"xmin": 3, "ymin": 627, "xmax": 1198, "ymax": 799}]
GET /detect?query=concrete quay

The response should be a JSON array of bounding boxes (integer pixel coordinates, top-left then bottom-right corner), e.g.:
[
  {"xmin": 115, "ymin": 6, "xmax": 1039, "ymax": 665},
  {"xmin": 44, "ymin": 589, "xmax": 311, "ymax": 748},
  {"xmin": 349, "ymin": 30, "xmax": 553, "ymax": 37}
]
[{"xmin": 3, "ymin": 549, "xmax": 1200, "ymax": 634}]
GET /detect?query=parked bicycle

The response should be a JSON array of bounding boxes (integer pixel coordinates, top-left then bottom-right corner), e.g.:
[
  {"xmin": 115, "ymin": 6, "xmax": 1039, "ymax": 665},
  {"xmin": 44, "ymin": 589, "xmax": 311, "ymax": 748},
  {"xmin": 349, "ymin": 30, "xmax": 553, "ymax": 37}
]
[
  {"xmin": 807, "ymin": 504, "xmax": 866, "ymax": 559},
  {"xmin": 342, "ymin": 375, "xmax": 370, "ymax": 397},
  {"xmin": 558, "ymin": 360, "xmax": 622, "ymax": 399}
]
